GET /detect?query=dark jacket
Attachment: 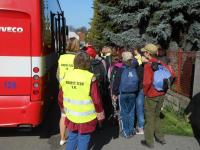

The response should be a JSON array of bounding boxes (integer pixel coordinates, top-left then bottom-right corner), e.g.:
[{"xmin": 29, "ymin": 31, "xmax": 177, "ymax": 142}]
[
  {"xmin": 185, "ymin": 93, "xmax": 200, "ymax": 127},
  {"xmin": 90, "ymin": 59, "xmax": 107, "ymax": 82}
]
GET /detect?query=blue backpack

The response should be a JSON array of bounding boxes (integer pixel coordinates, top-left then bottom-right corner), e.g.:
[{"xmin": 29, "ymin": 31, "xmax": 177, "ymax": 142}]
[
  {"xmin": 152, "ymin": 62, "xmax": 172, "ymax": 91},
  {"xmin": 119, "ymin": 66, "xmax": 139, "ymax": 93}
]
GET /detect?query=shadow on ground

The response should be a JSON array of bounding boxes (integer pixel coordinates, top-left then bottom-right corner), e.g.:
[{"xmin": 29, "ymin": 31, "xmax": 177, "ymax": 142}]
[{"xmin": 89, "ymin": 121, "xmax": 119, "ymax": 150}]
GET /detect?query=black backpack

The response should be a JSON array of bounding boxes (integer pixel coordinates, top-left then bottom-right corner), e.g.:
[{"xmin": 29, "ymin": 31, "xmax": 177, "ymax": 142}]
[
  {"xmin": 110, "ymin": 65, "xmax": 121, "ymax": 89},
  {"xmin": 90, "ymin": 59, "xmax": 107, "ymax": 88}
]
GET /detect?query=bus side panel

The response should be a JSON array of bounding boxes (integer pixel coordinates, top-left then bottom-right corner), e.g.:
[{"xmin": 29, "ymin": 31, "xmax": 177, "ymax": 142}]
[
  {"xmin": 0, "ymin": 9, "xmax": 33, "ymax": 126},
  {"xmin": 0, "ymin": 96, "xmax": 43, "ymax": 127},
  {"xmin": 0, "ymin": 10, "xmax": 31, "ymax": 96},
  {"xmin": 0, "ymin": 75, "xmax": 49, "ymax": 127},
  {"xmin": 0, "ymin": 0, "xmax": 64, "ymax": 127},
  {"xmin": 0, "ymin": 77, "xmax": 30, "ymax": 95}
]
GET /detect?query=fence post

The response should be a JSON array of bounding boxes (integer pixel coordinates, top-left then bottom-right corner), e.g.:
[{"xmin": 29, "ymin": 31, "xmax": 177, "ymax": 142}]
[
  {"xmin": 192, "ymin": 51, "xmax": 200, "ymax": 97},
  {"xmin": 177, "ymin": 49, "xmax": 182, "ymax": 92}
]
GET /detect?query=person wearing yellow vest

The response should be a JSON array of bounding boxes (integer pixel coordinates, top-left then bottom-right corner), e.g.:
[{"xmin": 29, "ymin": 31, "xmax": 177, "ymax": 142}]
[
  {"xmin": 60, "ymin": 52, "xmax": 104, "ymax": 150},
  {"xmin": 133, "ymin": 48, "xmax": 149, "ymax": 135},
  {"xmin": 57, "ymin": 37, "xmax": 80, "ymax": 81},
  {"xmin": 57, "ymin": 37, "xmax": 80, "ymax": 146},
  {"xmin": 134, "ymin": 48, "xmax": 143, "ymax": 65}
]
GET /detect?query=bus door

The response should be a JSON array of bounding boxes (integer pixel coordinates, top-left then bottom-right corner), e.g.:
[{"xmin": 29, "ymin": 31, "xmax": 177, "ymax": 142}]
[{"xmin": 51, "ymin": 11, "xmax": 66, "ymax": 55}]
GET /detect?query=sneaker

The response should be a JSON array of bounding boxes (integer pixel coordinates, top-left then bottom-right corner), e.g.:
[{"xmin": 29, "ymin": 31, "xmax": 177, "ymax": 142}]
[
  {"xmin": 119, "ymin": 132, "xmax": 133, "ymax": 139},
  {"xmin": 59, "ymin": 140, "xmax": 67, "ymax": 146},
  {"xmin": 130, "ymin": 131, "xmax": 136, "ymax": 136},
  {"xmin": 125, "ymin": 132, "xmax": 135, "ymax": 139},
  {"xmin": 136, "ymin": 128, "xmax": 144, "ymax": 135},
  {"xmin": 124, "ymin": 134, "xmax": 133, "ymax": 139}
]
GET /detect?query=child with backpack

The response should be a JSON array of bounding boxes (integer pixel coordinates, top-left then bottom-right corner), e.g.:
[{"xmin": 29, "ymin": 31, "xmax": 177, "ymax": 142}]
[
  {"xmin": 112, "ymin": 51, "xmax": 139, "ymax": 139},
  {"xmin": 108, "ymin": 53, "xmax": 123, "ymax": 95},
  {"xmin": 86, "ymin": 46, "xmax": 111, "ymax": 121},
  {"xmin": 133, "ymin": 48, "xmax": 149, "ymax": 135},
  {"xmin": 107, "ymin": 53, "xmax": 123, "ymax": 124}
]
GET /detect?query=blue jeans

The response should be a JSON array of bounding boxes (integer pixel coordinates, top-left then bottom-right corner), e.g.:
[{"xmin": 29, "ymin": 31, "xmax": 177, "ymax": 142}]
[
  {"xmin": 66, "ymin": 131, "xmax": 91, "ymax": 150},
  {"xmin": 136, "ymin": 89, "xmax": 145, "ymax": 128},
  {"xmin": 119, "ymin": 93, "xmax": 136, "ymax": 137}
]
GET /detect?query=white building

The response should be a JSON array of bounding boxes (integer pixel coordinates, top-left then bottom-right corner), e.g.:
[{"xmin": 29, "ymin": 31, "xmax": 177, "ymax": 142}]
[{"xmin": 68, "ymin": 31, "xmax": 79, "ymax": 40}]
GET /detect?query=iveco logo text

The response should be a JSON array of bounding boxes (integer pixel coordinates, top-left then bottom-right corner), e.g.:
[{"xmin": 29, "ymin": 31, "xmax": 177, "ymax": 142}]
[{"xmin": 0, "ymin": 27, "xmax": 23, "ymax": 33}]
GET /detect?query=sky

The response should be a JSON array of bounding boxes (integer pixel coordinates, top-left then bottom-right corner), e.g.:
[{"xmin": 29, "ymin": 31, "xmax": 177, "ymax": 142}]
[{"xmin": 59, "ymin": 0, "xmax": 93, "ymax": 29}]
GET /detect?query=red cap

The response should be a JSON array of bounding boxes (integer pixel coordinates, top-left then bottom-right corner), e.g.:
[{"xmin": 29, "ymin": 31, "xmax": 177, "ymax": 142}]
[{"xmin": 86, "ymin": 46, "xmax": 96, "ymax": 58}]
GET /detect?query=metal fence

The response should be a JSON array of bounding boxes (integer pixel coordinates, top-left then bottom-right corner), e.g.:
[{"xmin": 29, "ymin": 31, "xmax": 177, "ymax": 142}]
[{"xmin": 167, "ymin": 50, "xmax": 196, "ymax": 98}]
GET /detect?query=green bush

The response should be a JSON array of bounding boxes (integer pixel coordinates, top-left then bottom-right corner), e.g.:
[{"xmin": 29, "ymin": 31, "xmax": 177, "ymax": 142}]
[{"xmin": 161, "ymin": 106, "xmax": 193, "ymax": 136}]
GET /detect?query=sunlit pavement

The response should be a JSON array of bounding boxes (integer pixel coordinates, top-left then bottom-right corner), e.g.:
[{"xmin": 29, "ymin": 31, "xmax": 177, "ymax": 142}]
[
  {"xmin": 0, "ymin": 96, "xmax": 199, "ymax": 150},
  {"xmin": 0, "ymin": 126, "xmax": 199, "ymax": 150}
]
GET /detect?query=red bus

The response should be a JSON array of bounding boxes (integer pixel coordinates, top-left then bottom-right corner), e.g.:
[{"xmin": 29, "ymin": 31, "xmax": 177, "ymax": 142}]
[{"xmin": 0, "ymin": 0, "xmax": 67, "ymax": 127}]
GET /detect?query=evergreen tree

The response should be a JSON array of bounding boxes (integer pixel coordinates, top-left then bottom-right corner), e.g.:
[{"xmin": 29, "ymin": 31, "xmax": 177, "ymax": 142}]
[
  {"xmin": 87, "ymin": 0, "xmax": 108, "ymax": 50},
  {"xmin": 92, "ymin": 0, "xmax": 200, "ymax": 51},
  {"xmin": 87, "ymin": 0, "xmax": 119, "ymax": 50}
]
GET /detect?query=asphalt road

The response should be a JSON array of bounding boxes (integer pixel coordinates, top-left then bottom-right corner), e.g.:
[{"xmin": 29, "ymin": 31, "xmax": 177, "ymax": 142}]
[{"xmin": 0, "ymin": 122, "xmax": 199, "ymax": 150}]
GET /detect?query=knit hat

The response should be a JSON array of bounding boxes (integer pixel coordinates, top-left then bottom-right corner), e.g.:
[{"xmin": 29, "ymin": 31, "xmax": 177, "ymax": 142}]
[
  {"xmin": 141, "ymin": 43, "xmax": 158, "ymax": 55},
  {"xmin": 122, "ymin": 51, "xmax": 133, "ymax": 62},
  {"xmin": 86, "ymin": 46, "xmax": 97, "ymax": 58}
]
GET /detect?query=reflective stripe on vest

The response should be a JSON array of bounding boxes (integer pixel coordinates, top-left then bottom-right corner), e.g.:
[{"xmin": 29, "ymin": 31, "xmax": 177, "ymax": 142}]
[
  {"xmin": 64, "ymin": 98, "xmax": 92, "ymax": 105},
  {"xmin": 59, "ymin": 77, "xmax": 64, "ymax": 81},
  {"xmin": 58, "ymin": 53, "xmax": 75, "ymax": 79},
  {"xmin": 61, "ymin": 69, "xmax": 96, "ymax": 123},
  {"xmin": 135, "ymin": 54, "xmax": 142, "ymax": 65},
  {"xmin": 64, "ymin": 108, "xmax": 96, "ymax": 116}
]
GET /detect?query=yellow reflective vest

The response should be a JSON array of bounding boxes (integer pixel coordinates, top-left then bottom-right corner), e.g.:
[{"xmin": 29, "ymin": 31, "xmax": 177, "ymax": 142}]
[
  {"xmin": 61, "ymin": 69, "xmax": 96, "ymax": 123},
  {"xmin": 135, "ymin": 54, "xmax": 142, "ymax": 66},
  {"xmin": 58, "ymin": 53, "xmax": 75, "ymax": 81}
]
